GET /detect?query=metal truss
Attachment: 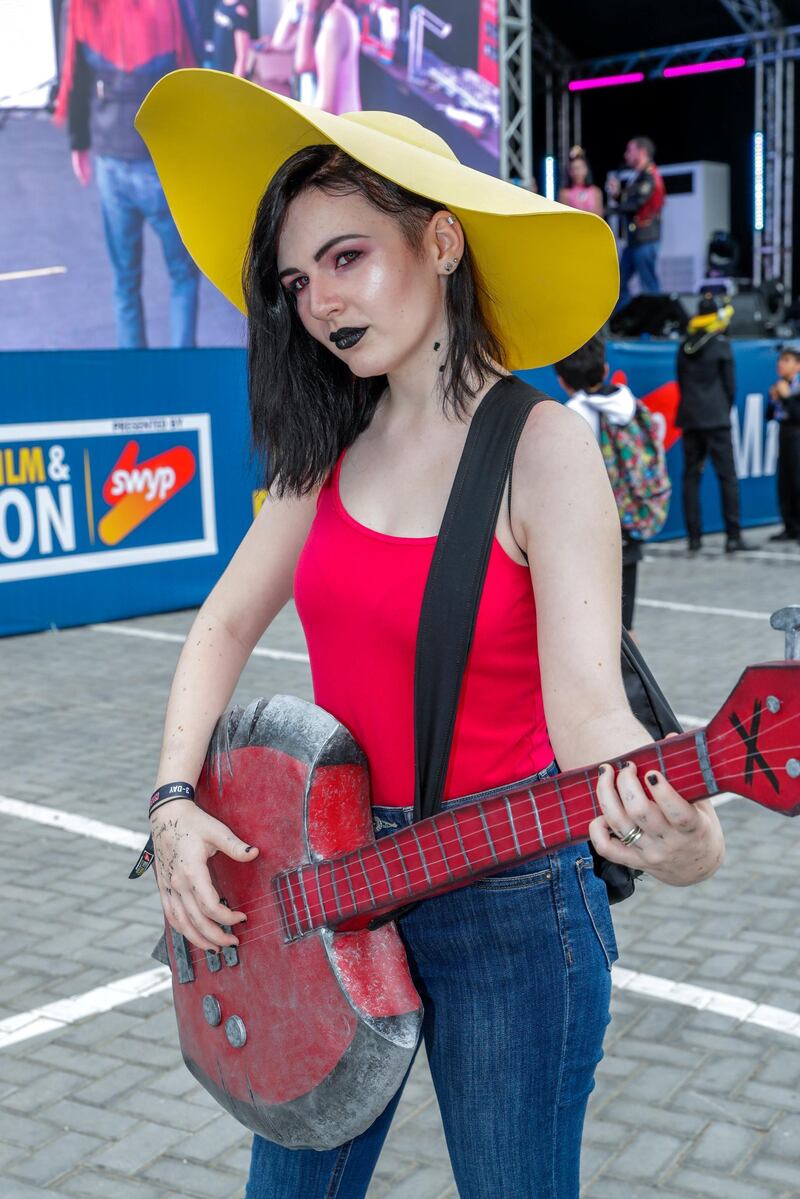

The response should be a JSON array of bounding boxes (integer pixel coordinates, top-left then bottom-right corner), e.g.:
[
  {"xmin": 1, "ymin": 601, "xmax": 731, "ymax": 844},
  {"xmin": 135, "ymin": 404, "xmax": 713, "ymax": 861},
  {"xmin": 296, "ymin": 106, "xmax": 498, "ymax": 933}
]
[
  {"xmin": 718, "ymin": 0, "xmax": 783, "ymax": 33},
  {"xmin": 498, "ymin": 0, "xmax": 533, "ymax": 184},
  {"xmin": 564, "ymin": 22, "xmax": 799, "ymax": 297}
]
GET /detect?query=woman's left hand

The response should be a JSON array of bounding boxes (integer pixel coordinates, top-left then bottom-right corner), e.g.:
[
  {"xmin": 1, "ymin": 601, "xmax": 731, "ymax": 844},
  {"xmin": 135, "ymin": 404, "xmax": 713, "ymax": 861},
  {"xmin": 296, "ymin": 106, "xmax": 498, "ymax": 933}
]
[{"xmin": 588, "ymin": 755, "xmax": 726, "ymax": 887}]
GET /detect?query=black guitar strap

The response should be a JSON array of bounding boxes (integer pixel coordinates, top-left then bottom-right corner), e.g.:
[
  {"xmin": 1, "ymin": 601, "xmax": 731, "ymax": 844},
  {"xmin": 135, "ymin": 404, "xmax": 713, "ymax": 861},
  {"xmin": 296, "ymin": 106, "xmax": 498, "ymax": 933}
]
[{"xmin": 412, "ymin": 374, "xmax": 540, "ymax": 823}]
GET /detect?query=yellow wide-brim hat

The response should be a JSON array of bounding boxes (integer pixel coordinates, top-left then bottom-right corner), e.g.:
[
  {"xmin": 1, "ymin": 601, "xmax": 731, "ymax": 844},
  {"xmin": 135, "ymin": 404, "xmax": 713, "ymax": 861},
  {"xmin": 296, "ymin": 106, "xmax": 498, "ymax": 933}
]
[{"xmin": 136, "ymin": 69, "xmax": 619, "ymax": 369}]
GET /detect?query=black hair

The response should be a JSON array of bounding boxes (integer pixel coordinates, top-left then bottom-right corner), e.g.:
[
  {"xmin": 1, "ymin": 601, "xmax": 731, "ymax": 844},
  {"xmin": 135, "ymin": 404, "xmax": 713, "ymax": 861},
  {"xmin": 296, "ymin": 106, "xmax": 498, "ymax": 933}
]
[
  {"xmin": 242, "ymin": 145, "xmax": 505, "ymax": 496},
  {"xmin": 566, "ymin": 150, "xmax": 593, "ymax": 186},
  {"xmin": 632, "ymin": 135, "xmax": 655, "ymax": 160},
  {"xmin": 554, "ymin": 334, "xmax": 607, "ymax": 391}
]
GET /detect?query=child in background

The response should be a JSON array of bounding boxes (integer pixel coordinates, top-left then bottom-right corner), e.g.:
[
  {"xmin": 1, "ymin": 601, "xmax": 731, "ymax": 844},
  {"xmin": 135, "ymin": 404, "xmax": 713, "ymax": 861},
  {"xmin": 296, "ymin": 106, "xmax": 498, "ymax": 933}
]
[
  {"xmin": 555, "ymin": 335, "xmax": 642, "ymax": 633},
  {"xmin": 766, "ymin": 342, "xmax": 800, "ymax": 543}
]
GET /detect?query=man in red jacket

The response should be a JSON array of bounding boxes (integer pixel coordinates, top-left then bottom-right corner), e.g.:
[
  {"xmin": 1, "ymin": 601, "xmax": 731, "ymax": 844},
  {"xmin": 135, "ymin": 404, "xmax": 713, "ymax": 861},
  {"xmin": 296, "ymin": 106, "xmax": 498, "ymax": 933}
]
[
  {"xmin": 54, "ymin": 0, "xmax": 200, "ymax": 349},
  {"xmin": 607, "ymin": 135, "xmax": 666, "ymax": 313}
]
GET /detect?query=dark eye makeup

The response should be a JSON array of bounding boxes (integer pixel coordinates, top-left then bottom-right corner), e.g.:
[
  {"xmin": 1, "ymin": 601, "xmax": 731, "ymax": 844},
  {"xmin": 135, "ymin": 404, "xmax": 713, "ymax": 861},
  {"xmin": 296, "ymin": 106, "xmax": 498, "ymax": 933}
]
[{"xmin": 283, "ymin": 247, "xmax": 363, "ymax": 294}]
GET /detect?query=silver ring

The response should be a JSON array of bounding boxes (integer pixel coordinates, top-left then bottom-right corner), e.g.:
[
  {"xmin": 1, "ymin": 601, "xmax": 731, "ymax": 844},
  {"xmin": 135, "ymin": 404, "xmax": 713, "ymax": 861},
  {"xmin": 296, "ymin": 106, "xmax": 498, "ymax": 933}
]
[{"xmin": 620, "ymin": 825, "xmax": 644, "ymax": 847}]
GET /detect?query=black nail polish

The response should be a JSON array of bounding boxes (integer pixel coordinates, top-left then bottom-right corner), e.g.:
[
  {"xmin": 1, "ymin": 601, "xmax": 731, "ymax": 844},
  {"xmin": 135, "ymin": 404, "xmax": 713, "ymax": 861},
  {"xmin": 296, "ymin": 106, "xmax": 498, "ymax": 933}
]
[
  {"xmin": 647, "ymin": 773, "xmax": 658, "ymax": 786},
  {"xmin": 245, "ymin": 845, "xmax": 255, "ymax": 852},
  {"xmin": 626, "ymin": 760, "xmax": 636, "ymax": 769},
  {"xmin": 598, "ymin": 764, "xmax": 607, "ymax": 775},
  {"xmin": 433, "ymin": 341, "xmax": 441, "ymax": 351}
]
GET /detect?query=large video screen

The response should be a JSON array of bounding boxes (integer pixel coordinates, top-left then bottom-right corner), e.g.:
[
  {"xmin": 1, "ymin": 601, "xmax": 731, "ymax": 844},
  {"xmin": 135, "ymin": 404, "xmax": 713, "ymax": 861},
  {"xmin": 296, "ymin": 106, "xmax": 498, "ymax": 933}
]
[{"xmin": 1, "ymin": 0, "xmax": 496, "ymax": 353}]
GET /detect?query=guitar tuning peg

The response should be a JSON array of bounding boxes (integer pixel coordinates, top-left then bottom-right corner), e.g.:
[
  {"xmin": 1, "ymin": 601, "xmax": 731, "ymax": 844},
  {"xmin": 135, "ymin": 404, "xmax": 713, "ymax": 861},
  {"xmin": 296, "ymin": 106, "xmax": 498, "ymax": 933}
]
[{"xmin": 770, "ymin": 606, "xmax": 800, "ymax": 661}]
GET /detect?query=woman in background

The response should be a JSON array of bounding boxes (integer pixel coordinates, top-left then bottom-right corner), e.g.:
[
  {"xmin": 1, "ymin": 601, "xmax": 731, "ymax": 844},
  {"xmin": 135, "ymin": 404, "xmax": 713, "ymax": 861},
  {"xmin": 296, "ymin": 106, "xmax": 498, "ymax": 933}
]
[
  {"xmin": 294, "ymin": 0, "xmax": 362, "ymax": 112},
  {"xmin": 558, "ymin": 145, "xmax": 604, "ymax": 217}
]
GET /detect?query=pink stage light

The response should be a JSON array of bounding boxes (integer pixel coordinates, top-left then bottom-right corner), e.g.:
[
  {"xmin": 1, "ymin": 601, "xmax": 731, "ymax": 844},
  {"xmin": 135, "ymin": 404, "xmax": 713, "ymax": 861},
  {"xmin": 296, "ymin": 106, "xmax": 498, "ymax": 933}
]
[
  {"xmin": 663, "ymin": 57, "xmax": 746, "ymax": 78},
  {"xmin": 568, "ymin": 72, "xmax": 645, "ymax": 92}
]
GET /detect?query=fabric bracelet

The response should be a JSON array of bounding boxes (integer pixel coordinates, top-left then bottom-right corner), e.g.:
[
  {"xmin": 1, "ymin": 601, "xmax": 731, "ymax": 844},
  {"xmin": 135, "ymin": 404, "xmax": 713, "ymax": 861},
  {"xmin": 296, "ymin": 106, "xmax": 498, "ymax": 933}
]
[{"xmin": 149, "ymin": 781, "xmax": 195, "ymax": 811}]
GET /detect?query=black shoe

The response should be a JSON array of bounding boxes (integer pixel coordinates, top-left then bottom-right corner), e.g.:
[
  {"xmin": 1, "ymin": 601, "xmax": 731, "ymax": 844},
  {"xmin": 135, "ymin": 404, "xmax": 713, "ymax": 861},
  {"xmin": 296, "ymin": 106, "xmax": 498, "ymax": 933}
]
[
  {"xmin": 725, "ymin": 537, "xmax": 750, "ymax": 553},
  {"xmin": 687, "ymin": 539, "xmax": 702, "ymax": 553},
  {"xmin": 768, "ymin": 530, "xmax": 792, "ymax": 542}
]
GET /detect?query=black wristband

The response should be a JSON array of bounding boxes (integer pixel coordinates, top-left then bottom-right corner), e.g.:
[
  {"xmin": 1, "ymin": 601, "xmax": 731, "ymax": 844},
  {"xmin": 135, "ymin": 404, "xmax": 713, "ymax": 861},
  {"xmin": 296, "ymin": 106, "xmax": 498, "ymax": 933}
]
[
  {"xmin": 149, "ymin": 781, "xmax": 196, "ymax": 820},
  {"xmin": 149, "ymin": 781, "xmax": 195, "ymax": 808}
]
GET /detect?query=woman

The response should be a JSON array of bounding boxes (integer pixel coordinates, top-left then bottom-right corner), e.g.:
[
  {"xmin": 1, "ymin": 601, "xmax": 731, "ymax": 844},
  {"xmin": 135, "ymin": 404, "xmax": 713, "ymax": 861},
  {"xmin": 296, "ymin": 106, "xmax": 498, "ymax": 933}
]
[
  {"xmin": 294, "ymin": 0, "xmax": 362, "ymax": 112},
  {"xmin": 558, "ymin": 144, "xmax": 604, "ymax": 217},
  {"xmin": 136, "ymin": 72, "xmax": 725, "ymax": 1198}
]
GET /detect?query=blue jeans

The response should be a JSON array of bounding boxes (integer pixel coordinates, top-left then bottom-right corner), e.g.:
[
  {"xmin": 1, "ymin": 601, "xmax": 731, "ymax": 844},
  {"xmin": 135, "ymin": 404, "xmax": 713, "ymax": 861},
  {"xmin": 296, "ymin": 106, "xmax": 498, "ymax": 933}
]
[
  {"xmin": 246, "ymin": 763, "xmax": 617, "ymax": 1198},
  {"xmin": 94, "ymin": 155, "xmax": 199, "ymax": 349},
  {"xmin": 617, "ymin": 240, "xmax": 661, "ymax": 311}
]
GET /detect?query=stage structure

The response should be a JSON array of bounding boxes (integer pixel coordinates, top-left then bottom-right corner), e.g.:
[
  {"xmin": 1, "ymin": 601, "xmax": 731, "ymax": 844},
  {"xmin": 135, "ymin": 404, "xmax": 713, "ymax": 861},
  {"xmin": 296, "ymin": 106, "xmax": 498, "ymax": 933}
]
[
  {"xmin": 498, "ymin": 0, "xmax": 533, "ymax": 185},
  {"xmin": 556, "ymin": 7, "xmax": 798, "ymax": 299}
]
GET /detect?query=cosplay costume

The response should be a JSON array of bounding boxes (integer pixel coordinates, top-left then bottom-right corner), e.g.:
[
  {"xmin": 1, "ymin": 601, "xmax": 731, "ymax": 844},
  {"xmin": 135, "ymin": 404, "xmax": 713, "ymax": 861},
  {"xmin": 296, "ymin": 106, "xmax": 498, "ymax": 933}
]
[{"xmin": 136, "ymin": 71, "xmax": 620, "ymax": 1197}]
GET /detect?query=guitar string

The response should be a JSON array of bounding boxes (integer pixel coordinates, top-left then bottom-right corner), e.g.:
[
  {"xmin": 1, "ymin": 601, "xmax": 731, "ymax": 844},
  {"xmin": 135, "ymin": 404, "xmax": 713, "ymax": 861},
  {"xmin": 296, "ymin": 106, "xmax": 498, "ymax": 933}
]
[
  {"xmin": 181, "ymin": 723, "xmax": 799, "ymax": 960},
  {"xmin": 181, "ymin": 707, "xmax": 796, "ymax": 937}
]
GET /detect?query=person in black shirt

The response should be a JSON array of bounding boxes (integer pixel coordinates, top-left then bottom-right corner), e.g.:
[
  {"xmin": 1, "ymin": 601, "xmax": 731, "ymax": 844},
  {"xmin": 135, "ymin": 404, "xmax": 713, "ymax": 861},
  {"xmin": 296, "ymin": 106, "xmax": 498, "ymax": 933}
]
[
  {"xmin": 676, "ymin": 294, "xmax": 746, "ymax": 553},
  {"xmin": 212, "ymin": 0, "xmax": 253, "ymax": 76},
  {"xmin": 766, "ymin": 343, "xmax": 800, "ymax": 543}
]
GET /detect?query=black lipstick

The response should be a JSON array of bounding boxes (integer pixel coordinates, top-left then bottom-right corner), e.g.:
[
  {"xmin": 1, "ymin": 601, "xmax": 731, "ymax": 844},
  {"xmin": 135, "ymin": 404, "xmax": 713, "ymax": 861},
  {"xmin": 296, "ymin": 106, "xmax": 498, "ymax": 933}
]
[{"xmin": 330, "ymin": 327, "xmax": 367, "ymax": 351}]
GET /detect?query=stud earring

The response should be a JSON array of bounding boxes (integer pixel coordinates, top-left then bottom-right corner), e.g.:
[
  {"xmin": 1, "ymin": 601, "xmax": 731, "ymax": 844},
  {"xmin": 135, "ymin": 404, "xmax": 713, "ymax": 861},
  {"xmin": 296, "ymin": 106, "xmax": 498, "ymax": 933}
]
[
  {"xmin": 433, "ymin": 341, "xmax": 441, "ymax": 351},
  {"xmin": 444, "ymin": 257, "xmax": 459, "ymax": 273},
  {"xmin": 446, "ymin": 215, "xmax": 456, "ymax": 225}
]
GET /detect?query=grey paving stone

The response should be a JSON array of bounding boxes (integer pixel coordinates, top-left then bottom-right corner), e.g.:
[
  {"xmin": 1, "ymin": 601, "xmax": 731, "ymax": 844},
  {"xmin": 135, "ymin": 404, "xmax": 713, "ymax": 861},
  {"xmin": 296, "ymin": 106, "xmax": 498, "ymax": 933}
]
[
  {"xmin": 9, "ymin": 1131, "xmax": 103, "ymax": 1186},
  {"xmin": 5, "ymin": 1182, "xmax": 74, "ymax": 1199},
  {"xmin": 667, "ymin": 1167, "xmax": 782, "ymax": 1198},
  {"xmin": 87, "ymin": 1120, "xmax": 185, "ymax": 1174},
  {"xmin": 59, "ymin": 1171, "xmax": 167, "ymax": 1199},
  {"xmin": 38, "ymin": 1098, "xmax": 138, "ymax": 1140},
  {"xmin": 141, "ymin": 1155, "xmax": 245, "ymax": 1198},
  {"xmin": 0, "ymin": 1107, "xmax": 67, "ymax": 1148},
  {"xmin": 604, "ymin": 1129, "xmax": 684, "ymax": 1180},
  {"xmin": 2, "ymin": 1070, "xmax": 85, "ymax": 1114},
  {"xmin": 687, "ymin": 1120, "xmax": 761, "ymax": 1171}
]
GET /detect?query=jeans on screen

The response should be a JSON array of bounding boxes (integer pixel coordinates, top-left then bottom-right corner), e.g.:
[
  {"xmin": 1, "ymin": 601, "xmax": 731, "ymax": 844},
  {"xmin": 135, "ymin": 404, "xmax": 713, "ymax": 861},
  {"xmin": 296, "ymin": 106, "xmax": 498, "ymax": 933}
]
[
  {"xmin": 245, "ymin": 761, "xmax": 617, "ymax": 1199},
  {"xmin": 618, "ymin": 240, "xmax": 661, "ymax": 311},
  {"xmin": 94, "ymin": 155, "xmax": 199, "ymax": 349}
]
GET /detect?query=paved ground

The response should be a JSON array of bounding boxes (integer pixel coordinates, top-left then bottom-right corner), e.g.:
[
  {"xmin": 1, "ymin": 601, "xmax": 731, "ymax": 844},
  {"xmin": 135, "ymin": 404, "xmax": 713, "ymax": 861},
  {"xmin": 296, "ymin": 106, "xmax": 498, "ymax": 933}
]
[{"xmin": 2, "ymin": 529, "xmax": 800, "ymax": 1198}]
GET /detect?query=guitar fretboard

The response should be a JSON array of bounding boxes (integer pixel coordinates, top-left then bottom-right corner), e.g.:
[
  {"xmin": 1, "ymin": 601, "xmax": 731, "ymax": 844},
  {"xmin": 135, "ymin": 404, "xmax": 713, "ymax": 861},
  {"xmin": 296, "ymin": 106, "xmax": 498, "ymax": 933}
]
[{"xmin": 275, "ymin": 730, "xmax": 712, "ymax": 940}]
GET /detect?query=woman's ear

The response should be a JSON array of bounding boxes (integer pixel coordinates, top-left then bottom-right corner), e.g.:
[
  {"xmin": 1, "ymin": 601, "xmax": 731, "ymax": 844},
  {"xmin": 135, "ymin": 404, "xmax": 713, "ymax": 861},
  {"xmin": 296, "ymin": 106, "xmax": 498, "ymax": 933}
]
[{"xmin": 430, "ymin": 210, "xmax": 465, "ymax": 275}]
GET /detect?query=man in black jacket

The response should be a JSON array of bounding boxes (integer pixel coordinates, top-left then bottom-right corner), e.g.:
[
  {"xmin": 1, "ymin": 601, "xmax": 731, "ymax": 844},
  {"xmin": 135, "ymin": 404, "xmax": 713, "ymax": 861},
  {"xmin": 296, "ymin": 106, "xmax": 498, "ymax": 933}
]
[
  {"xmin": 676, "ymin": 294, "xmax": 746, "ymax": 553},
  {"xmin": 766, "ymin": 344, "xmax": 800, "ymax": 542}
]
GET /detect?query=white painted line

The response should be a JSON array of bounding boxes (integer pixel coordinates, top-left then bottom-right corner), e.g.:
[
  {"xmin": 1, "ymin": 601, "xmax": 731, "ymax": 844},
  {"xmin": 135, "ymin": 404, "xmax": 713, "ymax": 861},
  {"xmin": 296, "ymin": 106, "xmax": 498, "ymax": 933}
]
[
  {"xmin": 645, "ymin": 546, "xmax": 800, "ymax": 565},
  {"xmin": 638, "ymin": 598, "xmax": 770, "ymax": 621},
  {"xmin": 0, "ymin": 795, "xmax": 143, "ymax": 850},
  {"xmin": 0, "ymin": 266, "xmax": 67, "ymax": 283},
  {"xmin": 89, "ymin": 622, "xmax": 311, "ymax": 664},
  {"xmin": 0, "ymin": 968, "xmax": 171, "ymax": 1050},
  {"xmin": 612, "ymin": 966, "xmax": 800, "ymax": 1037}
]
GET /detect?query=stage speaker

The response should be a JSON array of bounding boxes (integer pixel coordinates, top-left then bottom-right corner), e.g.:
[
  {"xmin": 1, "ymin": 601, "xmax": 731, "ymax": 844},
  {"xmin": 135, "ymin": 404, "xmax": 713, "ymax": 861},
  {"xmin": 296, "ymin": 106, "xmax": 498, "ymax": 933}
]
[
  {"xmin": 609, "ymin": 294, "xmax": 690, "ymax": 338},
  {"xmin": 727, "ymin": 284, "xmax": 785, "ymax": 337}
]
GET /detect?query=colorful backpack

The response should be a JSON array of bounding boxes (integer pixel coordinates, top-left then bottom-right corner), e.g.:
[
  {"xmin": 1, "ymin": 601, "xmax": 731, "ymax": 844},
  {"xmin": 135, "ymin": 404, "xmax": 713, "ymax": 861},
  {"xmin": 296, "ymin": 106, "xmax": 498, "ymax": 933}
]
[{"xmin": 599, "ymin": 399, "xmax": 671, "ymax": 540}]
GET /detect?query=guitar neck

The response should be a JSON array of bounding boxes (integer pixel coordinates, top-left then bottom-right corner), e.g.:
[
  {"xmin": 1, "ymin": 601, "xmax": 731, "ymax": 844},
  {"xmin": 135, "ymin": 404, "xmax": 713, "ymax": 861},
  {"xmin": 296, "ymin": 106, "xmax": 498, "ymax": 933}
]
[{"xmin": 277, "ymin": 729, "xmax": 714, "ymax": 939}]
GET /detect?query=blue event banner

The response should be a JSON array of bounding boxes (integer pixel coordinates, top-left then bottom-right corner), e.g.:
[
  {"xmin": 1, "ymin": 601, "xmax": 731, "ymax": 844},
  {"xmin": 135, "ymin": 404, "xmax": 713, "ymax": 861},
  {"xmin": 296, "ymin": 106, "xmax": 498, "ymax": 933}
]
[{"xmin": 0, "ymin": 341, "xmax": 783, "ymax": 636}]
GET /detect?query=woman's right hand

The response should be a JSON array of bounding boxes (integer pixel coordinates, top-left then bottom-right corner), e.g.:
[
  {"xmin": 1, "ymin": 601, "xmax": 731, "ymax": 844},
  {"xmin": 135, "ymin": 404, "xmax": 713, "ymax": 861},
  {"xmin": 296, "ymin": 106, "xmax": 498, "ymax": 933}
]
[{"xmin": 150, "ymin": 799, "xmax": 259, "ymax": 951}]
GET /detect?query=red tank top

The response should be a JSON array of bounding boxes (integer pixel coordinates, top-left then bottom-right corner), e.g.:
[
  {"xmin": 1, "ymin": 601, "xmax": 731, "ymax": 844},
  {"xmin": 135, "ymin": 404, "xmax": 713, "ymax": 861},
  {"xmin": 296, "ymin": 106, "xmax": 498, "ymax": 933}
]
[{"xmin": 293, "ymin": 452, "xmax": 554, "ymax": 807}]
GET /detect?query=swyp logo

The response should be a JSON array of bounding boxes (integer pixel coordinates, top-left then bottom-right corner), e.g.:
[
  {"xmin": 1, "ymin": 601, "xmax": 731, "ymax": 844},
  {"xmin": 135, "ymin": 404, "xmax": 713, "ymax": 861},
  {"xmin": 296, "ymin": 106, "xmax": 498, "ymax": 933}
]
[
  {"xmin": 0, "ymin": 414, "xmax": 217, "ymax": 583},
  {"xmin": 99, "ymin": 441, "xmax": 196, "ymax": 546}
]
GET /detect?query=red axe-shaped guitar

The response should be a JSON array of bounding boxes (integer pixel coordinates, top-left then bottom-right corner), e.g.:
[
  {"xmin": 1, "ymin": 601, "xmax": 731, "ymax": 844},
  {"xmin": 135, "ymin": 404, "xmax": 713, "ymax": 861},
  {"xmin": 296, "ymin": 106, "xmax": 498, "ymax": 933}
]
[{"xmin": 155, "ymin": 607, "xmax": 800, "ymax": 1150}]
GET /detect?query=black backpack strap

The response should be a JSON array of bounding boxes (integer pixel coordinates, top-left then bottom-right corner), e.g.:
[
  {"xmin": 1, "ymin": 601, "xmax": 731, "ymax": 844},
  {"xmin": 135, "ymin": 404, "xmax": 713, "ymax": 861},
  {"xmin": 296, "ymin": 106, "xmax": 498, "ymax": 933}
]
[{"xmin": 413, "ymin": 375, "xmax": 547, "ymax": 822}]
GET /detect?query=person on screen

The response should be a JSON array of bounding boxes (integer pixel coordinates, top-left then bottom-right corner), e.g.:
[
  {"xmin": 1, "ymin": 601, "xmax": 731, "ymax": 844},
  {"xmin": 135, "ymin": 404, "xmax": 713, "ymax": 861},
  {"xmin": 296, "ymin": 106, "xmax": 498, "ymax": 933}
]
[
  {"xmin": 558, "ymin": 146, "xmax": 604, "ymax": 217},
  {"xmin": 212, "ymin": 0, "xmax": 254, "ymax": 76},
  {"xmin": 294, "ymin": 0, "xmax": 362, "ymax": 113},
  {"xmin": 54, "ymin": 0, "xmax": 200, "ymax": 349}
]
